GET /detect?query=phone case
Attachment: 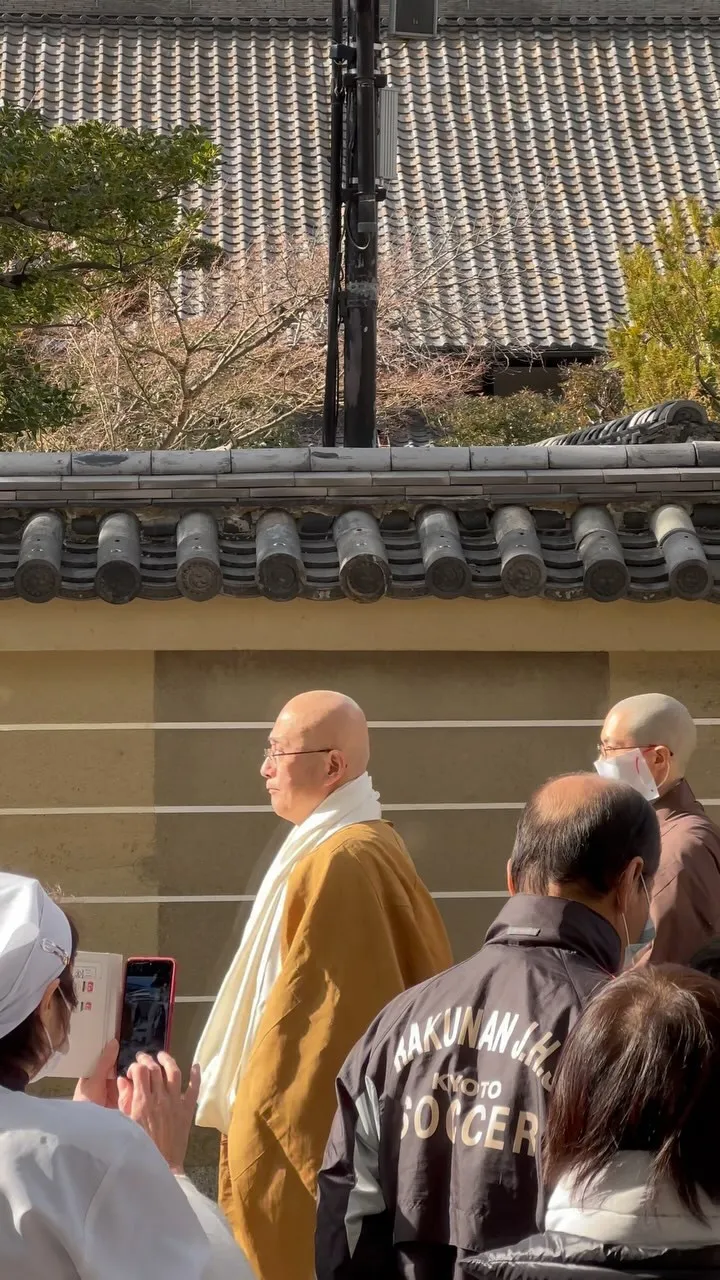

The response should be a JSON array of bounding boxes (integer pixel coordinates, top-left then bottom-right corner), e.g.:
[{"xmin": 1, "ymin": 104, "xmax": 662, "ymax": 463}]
[{"xmin": 123, "ymin": 956, "xmax": 177, "ymax": 1052}]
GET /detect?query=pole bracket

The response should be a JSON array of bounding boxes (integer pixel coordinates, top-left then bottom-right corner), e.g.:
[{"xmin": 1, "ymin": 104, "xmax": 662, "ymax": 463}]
[{"xmin": 346, "ymin": 281, "xmax": 378, "ymax": 304}]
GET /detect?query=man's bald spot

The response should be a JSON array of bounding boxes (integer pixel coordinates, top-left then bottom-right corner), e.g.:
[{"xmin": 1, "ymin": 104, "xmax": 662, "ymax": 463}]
[
  {"xmin": 511, "ymin": 770, "xmax": 658, "ymax": 898},
  {"xmin": 533, "ymin": 772, "xmax": 620, "ymax": 823},
  {"xmin": 604, "ymin": 693, "xmax": 697, "ymax": 774},
  {"xmin": 274, "ymin": 690, "xmax": 370, "ymax": 774}
]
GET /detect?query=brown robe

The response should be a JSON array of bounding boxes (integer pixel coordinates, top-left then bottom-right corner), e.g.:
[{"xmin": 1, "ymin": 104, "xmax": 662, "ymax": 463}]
[
  {"xmin": 644, "ymin": 779, "xmax": 720, "ymax": 965},
  {"xmin": 218, "ymin": 819, "xmax": 452, "ymax": 1280}
]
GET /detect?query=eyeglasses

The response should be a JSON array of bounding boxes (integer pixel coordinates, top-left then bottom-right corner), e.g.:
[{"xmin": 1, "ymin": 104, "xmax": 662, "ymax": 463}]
[
  {"xmin": 597, "ymin": 742, "xmax": 674, "ymax": 760},
  {"xmin": 262, "ymin": 747, "xmax": 335, "ymax": 761}
]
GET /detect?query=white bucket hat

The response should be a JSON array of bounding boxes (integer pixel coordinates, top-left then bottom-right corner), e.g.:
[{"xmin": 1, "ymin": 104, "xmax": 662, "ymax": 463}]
[{"xmin": 0, "ymin": 874, "xmax": 72, "ymax": 1039}]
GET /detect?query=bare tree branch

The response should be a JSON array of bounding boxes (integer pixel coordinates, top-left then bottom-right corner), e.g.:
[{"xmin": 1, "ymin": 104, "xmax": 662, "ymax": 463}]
[{"xmin": 27, "ymin": 226, "xmax": 510, "ymax": 450}]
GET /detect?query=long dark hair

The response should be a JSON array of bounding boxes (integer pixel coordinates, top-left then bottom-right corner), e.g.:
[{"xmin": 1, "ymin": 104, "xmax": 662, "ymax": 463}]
[
  {"xmin": 0, "ymin": 914, "xmax": 79, "ymax": 1076},
  {"xmin": 544, "ymin": 965, "xmax": 720, "ymax": 1220}
]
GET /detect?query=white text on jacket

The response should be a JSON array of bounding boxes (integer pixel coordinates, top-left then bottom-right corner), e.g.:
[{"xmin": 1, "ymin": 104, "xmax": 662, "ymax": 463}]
[{"xmin": 393, "ymin": 1006, "xmax": 561, "ymax": 1092}]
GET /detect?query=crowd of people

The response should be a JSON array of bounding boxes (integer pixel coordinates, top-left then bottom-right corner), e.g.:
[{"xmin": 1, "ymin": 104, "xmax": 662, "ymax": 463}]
[{"xmin": 0, "ymin": 688, "xmax": 719, "ymax": 1279}]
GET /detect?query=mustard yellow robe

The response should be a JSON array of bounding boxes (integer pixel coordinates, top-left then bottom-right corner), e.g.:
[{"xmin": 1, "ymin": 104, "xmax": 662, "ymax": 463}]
[{"xmin": 218, "ymin": 820, "xmax": 452, "ymax": 1280}]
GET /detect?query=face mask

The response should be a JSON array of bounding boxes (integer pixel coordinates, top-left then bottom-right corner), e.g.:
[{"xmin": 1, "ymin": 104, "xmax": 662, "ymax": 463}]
[
  {"xmin": 594, "ymin": 748, "xmax": 660, "ymax": 803},
  {"xmin": 622, "ymin": 875, "xmax": 656, "ymax": 967},
  {"xmin": 33, "ymin": 992, "xmax": 71, "ymax": 1082}
]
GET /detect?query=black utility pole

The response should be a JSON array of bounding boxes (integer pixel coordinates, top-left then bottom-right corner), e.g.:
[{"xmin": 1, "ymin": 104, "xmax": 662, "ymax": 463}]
[
  {"xmin": 322, "ymin": 0, "xmax": 380, "ymax": 448},
  {"xmin": 322, "ymin": 0, "xmax": 345, "ymax": 448},
  {"xmin": 343, "ymin": 0, "xmax": 379, "ymax": 447}
]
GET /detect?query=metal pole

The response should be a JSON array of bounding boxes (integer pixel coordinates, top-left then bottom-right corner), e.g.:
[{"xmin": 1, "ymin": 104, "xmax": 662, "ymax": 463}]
[
  {"xmin": 343, "ymin": 0, "xmax": 378, "ymax": 448},
  {"xmin": 322, "ymin": 0, "xmax": 345, "ymax": 448}
]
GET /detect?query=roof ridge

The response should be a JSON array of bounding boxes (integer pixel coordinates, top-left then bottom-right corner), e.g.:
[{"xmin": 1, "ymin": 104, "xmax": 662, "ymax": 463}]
[
  {"xmin": 3, "ymin": 13, "xmax": 720, "ymax": 27},
  {"xmin": 0, "ymin": 439, "xmax": 717, "ymax": 475}
]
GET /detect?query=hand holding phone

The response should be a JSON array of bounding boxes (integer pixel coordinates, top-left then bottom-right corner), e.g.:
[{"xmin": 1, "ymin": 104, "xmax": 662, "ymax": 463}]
[
  {"xmin": 118, "ymin": 957, "xmax": 177, "ymax": 1076},
  {"xmin": 117, "ymin": 1053, "xmax": 200, "ymax": 1174}
]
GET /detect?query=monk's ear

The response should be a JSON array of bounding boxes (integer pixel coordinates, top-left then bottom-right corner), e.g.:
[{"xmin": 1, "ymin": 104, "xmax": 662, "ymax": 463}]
[
  {"xmin": 506, "ymin": 859, "xmax": 517, "ymax": 897},
  {"xmin": 326, "ymin": 749, "xmax": 344, "ymax": 780}
]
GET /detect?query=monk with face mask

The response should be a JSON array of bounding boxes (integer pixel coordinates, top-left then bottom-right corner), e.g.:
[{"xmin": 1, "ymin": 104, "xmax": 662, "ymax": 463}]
[{"xmin": 596, "ymin": 692, "xmax": 720, "ymax": 965}]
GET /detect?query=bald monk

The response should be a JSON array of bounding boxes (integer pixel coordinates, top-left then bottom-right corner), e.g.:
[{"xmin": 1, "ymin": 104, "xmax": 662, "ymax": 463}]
[
  {"xmin": 597, "ymin": 692, "xmax": 720, "ymax": 964},
  {"xmin": 195, "ymin": 691, "xmax": 452, "ymax": 1280}
]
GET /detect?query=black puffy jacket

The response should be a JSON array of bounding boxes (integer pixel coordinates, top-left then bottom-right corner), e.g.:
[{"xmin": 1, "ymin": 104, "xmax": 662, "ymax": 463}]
[{"xmin": 463, "ymin": 1232, "xmax": 720, "ymax": 1279}]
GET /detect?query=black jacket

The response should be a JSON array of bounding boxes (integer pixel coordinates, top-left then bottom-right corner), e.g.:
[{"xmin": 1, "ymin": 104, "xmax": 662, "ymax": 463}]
[
  {"xmin": 315, "ymin": 895, "xmax": 621, "ymax": 1280},
  {"xmin": 463, "ymin": 1232, "xmax": 720, "ymax": 1279}
]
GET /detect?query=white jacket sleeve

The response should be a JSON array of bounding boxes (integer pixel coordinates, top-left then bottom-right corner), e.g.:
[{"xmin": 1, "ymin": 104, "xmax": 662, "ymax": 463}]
[
  {"xmin": 83, "ymin": 1127, "xmax": 247, "ymax": 1280},
  {"xmin": 175, "ymin": 1176, "xmax": 256, "ymax": 1279}
]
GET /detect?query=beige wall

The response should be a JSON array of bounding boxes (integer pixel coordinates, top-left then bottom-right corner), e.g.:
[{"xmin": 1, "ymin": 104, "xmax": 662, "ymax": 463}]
[
  {"xmin": 0, "ymin": 595, "xmax": 718, "ymax": 651},
  {"xmin": 1, "ymin": 597, "xmax": 719, "ymax": 1165}
]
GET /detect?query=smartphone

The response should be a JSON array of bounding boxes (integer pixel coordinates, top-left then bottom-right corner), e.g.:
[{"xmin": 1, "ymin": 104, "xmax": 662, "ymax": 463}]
[{"xmin": 117, "ymin": 957, "xmax": 177, "ymax": 1076}]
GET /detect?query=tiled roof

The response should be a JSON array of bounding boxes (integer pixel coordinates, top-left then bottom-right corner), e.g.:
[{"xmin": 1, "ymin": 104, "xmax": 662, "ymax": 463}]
[
  {"xmin": 8, "ymin": 4, "xmax": 720, "ymax": 21},
  {"xmin": 4, "ymin": 22, "xmax": 720, "ymax": 349},
  {"xmin": 2, "ymin": 443, "xmax": 720, "ymax": 604},
  {"xmin": 544, "ymin": 398, "xmax": 720, "ymax": 446}
]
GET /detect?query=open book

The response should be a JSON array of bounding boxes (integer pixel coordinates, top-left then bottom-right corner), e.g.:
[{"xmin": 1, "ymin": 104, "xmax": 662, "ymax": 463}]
[{"xmin": 44, "ymin": 951, "xmax": 124, "ymax": 1079}]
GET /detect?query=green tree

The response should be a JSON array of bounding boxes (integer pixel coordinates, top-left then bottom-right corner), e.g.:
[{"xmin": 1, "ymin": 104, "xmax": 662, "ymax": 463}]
[
  {"xmin": 559, "ymin": 360, "xmax": 624, "ymax": 425},
  {"xmin": 437, "ymin": 363, "xmax": 623, "ymax": 446},
  {"xmin": 437, "ymin": 388, "xmax": 572, "ymax": 445},
  {"xmin": 609, "ymin": 199, "xmax": 720, "ymax": 415},
  {"xmin": 0, "ymin": 102, "xmax": 220, "ymax": 438},
  {"xmin": 0, "ymin": 344, "xmax": 80, "ymax": 437}
]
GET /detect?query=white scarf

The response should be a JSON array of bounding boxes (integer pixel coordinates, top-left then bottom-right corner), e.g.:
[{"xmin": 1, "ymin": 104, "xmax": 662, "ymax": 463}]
[{"xmin": 194, "ymin": 772, "xmax": 382, "ymax": 1134}]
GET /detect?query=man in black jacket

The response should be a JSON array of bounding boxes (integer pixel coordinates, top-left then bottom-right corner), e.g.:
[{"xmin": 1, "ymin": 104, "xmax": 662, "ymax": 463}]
[{"xmin": 315, "ymin": 774, "xmax": 661, "ymax": 1280}]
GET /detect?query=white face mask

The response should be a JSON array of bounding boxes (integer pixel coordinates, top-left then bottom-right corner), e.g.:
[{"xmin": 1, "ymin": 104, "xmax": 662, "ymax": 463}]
[
  {"xmin": 594, "ymin": 748, "xmax": 660, "ymax": 802},
  {"xmin": 33, "ymin": 992, "xmax": 71, "ymax": 1082},
  {"xmin": 622, "ymin": 874, "xmax": 656, "ymax": 967}
]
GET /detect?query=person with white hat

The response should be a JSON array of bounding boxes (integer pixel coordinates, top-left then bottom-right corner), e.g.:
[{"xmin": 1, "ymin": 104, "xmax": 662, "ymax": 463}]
[{"xmin": 0, "ymin": 872, "xmax": 252, "ymax": 1279}]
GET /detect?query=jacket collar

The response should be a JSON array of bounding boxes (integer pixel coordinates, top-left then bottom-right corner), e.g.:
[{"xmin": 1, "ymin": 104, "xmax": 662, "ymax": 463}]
[
  {"xmin": 485, "ymin": 894, "xmax": 622, "ymax": 976},
  {"xmin": 654, "ymin": 779, "xmax": 705, "ymax": 825},
  {"xmin": 547, "ymin": 1152, "xmax": 720, "ymax": 1248}
]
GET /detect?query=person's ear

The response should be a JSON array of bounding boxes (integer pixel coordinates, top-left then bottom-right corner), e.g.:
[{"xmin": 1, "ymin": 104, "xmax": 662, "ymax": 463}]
[
  {"xmin": 326, "ymin": 750, "xmax": 344, "ymax": 781},
  {"xmin": 506, "ymin": 860, "xmax": 517, "ymax": 897},
  {"xmin": 655, "ymin": 744, "xmax": 673, "ymax": 783},
  {"xmin": 616, "ymin": 856, "xmax": 643, "ymax": 917},
  {"xmin": 38, "ymin": 978, "xmax": 60, "ymax": 1023}
]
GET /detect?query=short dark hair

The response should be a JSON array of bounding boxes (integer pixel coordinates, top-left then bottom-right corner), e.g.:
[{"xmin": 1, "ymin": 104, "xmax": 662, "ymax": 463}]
[
  {"xmin": 509, "ymin": 774, "xmax": 661, "ymax": 897},
  {"xmin": 0, "ymin": 913, "xmax": 79, "ymax": 1077},
  {"xmin": 691, "ymin": 937, "xmax": 720, "ymax": 982},
  {"xmin": 544, "ymin": 965, "xmax": 720, "ymax": 1220}
]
